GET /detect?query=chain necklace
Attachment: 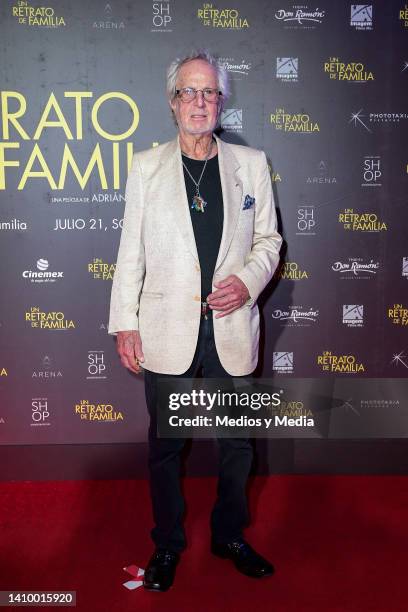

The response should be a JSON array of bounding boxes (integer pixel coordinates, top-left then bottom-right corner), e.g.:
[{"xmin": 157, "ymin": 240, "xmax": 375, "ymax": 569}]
[{"xmin": 182, "ymin": 139, "xmax": 213, "ymax": 213}]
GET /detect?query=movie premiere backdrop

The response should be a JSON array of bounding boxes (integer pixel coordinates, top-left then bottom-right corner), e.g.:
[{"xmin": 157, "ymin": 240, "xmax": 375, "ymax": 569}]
[{"xmin": 0, "ymin": 1, "xmax": 407, "ymax": 472}]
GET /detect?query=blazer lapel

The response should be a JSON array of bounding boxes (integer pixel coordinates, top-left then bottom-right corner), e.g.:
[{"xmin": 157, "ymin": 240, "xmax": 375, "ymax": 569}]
[
  {"xmin": 159, "ymin": 133, "xmax": 243, "ymax": 269},
  {"xmin": 160, "ymin": 136, "xmax": 199, "ymax": 263},
  {"xmin": 214, "ymin": 134, "xmax": 243, "ymax": 272}
]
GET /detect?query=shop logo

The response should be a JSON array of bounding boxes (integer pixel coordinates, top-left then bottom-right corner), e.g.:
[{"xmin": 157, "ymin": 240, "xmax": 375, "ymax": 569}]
[
  {"xmin": 362, "ymin": 156, "xmax": 381, "ymax": 187},
  {"xmin": 87, "ymin": 351, "xmax": 107, "ymax": 379},
  {"xmin": 31, "ymin": 398, "xmax": 50, "ymax": 426},
  {"xmin": 152, "ymin": 1, "xmax": 172, "ymax": 32}
]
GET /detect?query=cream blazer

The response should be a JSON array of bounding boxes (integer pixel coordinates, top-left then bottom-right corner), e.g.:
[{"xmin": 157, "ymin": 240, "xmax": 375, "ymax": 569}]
[{"xmin": 108, "ymin": 133, "xmax": 282, "ymax": 375}]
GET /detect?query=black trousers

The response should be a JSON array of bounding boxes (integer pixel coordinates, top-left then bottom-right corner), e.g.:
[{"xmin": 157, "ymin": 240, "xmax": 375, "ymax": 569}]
[{"xmin": 143, "ymin": 311, "xmax": 253, "ymax": 553}]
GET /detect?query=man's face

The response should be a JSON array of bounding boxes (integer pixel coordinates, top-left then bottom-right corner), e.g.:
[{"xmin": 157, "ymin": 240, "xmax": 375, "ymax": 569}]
[{"xmin": 170, "ymin": 59, "xmax": 221, "ymax": 137}]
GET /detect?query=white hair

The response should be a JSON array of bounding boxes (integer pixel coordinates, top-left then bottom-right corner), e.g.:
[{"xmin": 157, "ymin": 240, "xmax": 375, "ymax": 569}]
[{"xmin": 166, "ymin": 49, "xmax": 230, "ymax": 109}]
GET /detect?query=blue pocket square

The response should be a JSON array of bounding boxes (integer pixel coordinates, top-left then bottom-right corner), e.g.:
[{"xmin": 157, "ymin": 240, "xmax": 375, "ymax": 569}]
[{"xmin": 243, "ymin": 194, "xmax": 255, "ymax": 210}]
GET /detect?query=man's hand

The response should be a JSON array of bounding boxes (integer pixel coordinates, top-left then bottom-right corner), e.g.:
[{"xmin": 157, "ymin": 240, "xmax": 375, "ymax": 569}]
[
  {"xmin": 116, "ymin": 330, "xmax": 144, "ymax": 374},
  {"xmin": 206, "ymin": 274, "xmax": 250, "ymax": 318}
]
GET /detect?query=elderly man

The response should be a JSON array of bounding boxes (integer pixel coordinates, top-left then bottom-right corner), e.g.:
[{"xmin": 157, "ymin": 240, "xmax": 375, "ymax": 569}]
[{"xmin": 108, "ymin": 50, "xmax": 282, "ymax": 591}]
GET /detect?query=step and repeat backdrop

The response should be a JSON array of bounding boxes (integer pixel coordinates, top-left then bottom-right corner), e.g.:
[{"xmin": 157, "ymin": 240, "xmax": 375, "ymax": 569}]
[{"xmin": 0, "ymin": 1, "xmax": 407, "ymax": 455}]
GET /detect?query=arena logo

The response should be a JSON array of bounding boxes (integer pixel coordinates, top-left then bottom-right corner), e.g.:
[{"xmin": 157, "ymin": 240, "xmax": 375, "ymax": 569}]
[
  {"xmin": 343, "ymin": 304, "xmax": 364, "ymax": 327},
  {"xmin": 32, "ymin": 355, "xmax": 63, "ymax": 380},
  {"xmin": 399, "ymin": 5, "xmax": 408, "ymax": 27},
  {"xmin": 11, "ymin": 2, "xmax": 66, "ymax": 27},
  {"xmin": 338, "ymin": 209, "xmax": 387, "ymax": 232},
  {"xmin": 276, "ymin": 262, "xmax": 309, "ymax": 280},
  {"xmin": 197, "ymin": 4, "xmax": 249, "ymax": 28},
  {"xmin": 0, "ymin": 218, "xmax": 28, "ymax": 231},
  {"xmin": 402, "ymin": 257, "xmax": 408, "ymax": 279},
  {"xmin": 317, "ymin": 351, "xmax": 365, "ymax": 373},
  {"xmin": 273, "ymin": 352, "xmax": 294, "ymax": 374},
  {"xmin": 25, "ymin": 307, "xmax": 76, "ymax": 330},
  {"xmin": 362, "ymin": 156, "xmax": 381, "ymax": 187},
  {"xmin": 92, "ymin": 3, "xmax": 125, "ymax": 29},
  {"xmin": 306, "ymin": 161, "xmax": 337, "ymax": 184},
  {"xmin": 296, "ymin": 205, "xmax": 316, "ymax": 235},
  {"xmin": 324, "ymin": 57, "xmax": 374, "ymax": 82},
  {"xmin": 271, "ymin": 306, "xmax": 319, "ymax": 326},
  {"xmin": 388, "ymin": 304, "xmax": 408, "ymax": 326},
  {"xmin": 274, "ymin": 6, "xmax": 325, "ymax": 27},
  {"xmin": 276, "ymin": 58, "xmax": 298, "ymax": 83},
  {"xmin": 218, "ymin": 58, "xmax": 251, "ymax": 79},
  {"xmin": 270, "ymin": 108, "xmax": 319, "ymax": 133},
  {"xmin": 31, "ymin": 398, "xmax": 50, "ymax": 426},
  {"xmin": 332, "ymin": 258, "xmax": 379, "ymax": 279},
  {"xmin": 152, "ymin": 1, "xmax": 172, "ymax": 32},
  {"xmin": 221, "ymin": 109, "xmax": 242, "ymax": 132},
  {"xmin": 88, "ymin": 258, "xmax": 116, "ymax": 280},
  {"xmin": 87, "ymin": 351, "xmax": 107, "ymax": 380},
  {"xmin": 350, "ymin": 4, "xmax": 373, "ymax": 30},
  {"xmin": 22, "ymin": 258, "xmax": 64, "ymax": 283},
  {"xmin": 74, "ymin": 400, "xmax": 124, "ymax": 422}
]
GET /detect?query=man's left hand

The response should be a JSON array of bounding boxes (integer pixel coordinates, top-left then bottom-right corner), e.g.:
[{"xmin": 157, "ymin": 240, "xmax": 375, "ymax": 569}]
[{"xmin": 206, "ymin": 274, "xmax": 250, "ymax": 318}]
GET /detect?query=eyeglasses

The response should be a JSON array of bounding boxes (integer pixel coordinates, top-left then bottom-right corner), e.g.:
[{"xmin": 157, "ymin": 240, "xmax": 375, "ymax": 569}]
[{"xmin": 175, "ymin": 87, "xmax": 222, "ymax": 103}]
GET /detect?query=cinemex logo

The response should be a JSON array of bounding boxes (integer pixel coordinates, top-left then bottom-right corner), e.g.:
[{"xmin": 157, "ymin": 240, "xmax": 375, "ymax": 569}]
[{"xmin": 22, "ymin": 259, "xmax": 64, "ymax": 283}]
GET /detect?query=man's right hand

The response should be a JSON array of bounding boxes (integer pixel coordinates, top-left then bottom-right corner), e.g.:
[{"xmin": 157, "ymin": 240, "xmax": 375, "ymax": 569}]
[{"xmin": 116, "ymin": 330, "xmax": 144, "ymax": 374}]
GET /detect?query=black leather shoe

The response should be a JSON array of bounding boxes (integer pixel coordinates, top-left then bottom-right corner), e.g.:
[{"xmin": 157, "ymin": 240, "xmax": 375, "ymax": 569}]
[
  {"xmin": 211, "ymin": 538, "xmax": 274, "ymax": 578},
  {"xmin": 143, "ymin": 548, "xmax": 180, "ymax": 592}
]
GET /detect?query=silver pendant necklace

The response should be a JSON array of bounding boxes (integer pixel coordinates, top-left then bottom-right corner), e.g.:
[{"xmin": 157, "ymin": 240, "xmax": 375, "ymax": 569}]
[{"xmin": 182, "ymin": 140, "xmax": 213, "ymax": 213}]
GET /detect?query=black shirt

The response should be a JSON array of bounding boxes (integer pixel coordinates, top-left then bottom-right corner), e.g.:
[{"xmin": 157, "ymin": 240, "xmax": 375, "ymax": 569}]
[{"xmin": 181, "ymin": 153, "xmax": 224, "ymax": 301}]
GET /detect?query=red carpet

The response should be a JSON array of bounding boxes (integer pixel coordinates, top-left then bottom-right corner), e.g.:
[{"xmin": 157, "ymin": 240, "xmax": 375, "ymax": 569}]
[{"xmin": 0, "ymin": 476, "xmax": 407, "ymax": 611}]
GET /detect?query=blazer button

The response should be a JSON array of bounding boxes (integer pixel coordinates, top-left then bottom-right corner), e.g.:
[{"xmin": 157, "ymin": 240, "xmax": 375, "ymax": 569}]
[{"xmin": 195, "ymin": 264, "xmax": 200, "ymax": 272}]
